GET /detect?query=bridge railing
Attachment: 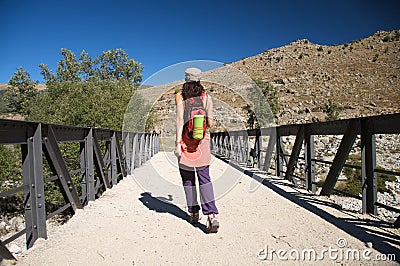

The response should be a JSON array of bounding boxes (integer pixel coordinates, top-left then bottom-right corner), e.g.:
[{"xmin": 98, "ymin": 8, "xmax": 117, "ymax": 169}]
[
  {"xmin": 211, "ymin": 113, "xmax": 400, "ymax": 228},
  {"xmin": 0, "ymin": 119, "xmax": 159, "ymax": 260}
]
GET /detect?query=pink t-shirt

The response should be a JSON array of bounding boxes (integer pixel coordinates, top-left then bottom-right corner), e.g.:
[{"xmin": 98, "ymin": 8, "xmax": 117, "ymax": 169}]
[
  {"xmin": 177, "ymin": 92, "xmax": 211, "ymax": 167},
  {"xmin": 179, "ymin": 132, "xmax": 211, "ymax": 167}
]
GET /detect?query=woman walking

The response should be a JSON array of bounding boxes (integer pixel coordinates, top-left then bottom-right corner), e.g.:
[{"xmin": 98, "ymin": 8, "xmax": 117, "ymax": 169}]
[{"xmin": 174, "ymin": 67, "xmax": 219, "ymax": 233}]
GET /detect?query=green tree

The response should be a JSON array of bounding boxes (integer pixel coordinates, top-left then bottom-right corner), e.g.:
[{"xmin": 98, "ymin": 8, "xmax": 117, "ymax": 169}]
[
  {"xmin": 31, "ymin": 48, "xmax": 144, "ymax": 129},
  {"xmin": 2, "ymin": 49, "xmax": 144, "ymax": 214},
  {"xmin": 243, "ymin": 104, "xmax": 259, "ymax": 129},
  {"xmin": 39, "ymin": 48, "xmax": 143, "ymax": 84},
  {"xmin": 0, "ymin": 145, "xmax": 22, "ymax": 193},
  {"xmin": 242, "ymin": 80, "xmax": 279, "ymax": 129},
  {"xmin": 4, "ymin": 67, "xmax": 38, "ymax": 115},
  {"xmin": 79, "ymin": 50, "xmax": 95, "ymax": 80},
  {"xmin": 28, "ymin": 80, "xmax": 136, "ymax": 129},
  {"xmin": 95, "ymin": 49, "xmax": 143, "ymax": 83},
  {"xmin": 253, "ymin": 79, "xmax": 279, "ymax": 117},
  {"xmin": 57, "ymin": 48, "xmax": 82, "ymax": 82}
]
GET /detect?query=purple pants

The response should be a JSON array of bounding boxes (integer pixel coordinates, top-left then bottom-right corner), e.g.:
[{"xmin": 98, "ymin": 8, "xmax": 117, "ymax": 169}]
[{"xmin": 179, "ymin": 165, "xmax": 219, "ymax": 215}]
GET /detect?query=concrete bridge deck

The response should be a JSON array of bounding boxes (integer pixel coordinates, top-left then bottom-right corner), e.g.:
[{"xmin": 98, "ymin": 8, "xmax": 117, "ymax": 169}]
[{"xmin": 15, "ymin": 153, "xmax": 400, "ymax": 265}]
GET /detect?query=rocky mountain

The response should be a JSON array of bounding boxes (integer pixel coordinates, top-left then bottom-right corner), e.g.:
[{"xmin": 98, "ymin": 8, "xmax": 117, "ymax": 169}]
[
  {"xmin": 230, "ymin": 29, "xmax": 400, "ymax": 125},
  {"xmin": 148, "ymin": 29, "xmax": 400, "ymax": 142}
]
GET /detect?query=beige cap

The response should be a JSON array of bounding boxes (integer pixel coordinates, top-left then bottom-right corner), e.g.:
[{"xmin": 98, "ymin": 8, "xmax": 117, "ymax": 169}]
[{"xmin": 185, "ymin": 67, "xmax": 201, "ymax": 82}]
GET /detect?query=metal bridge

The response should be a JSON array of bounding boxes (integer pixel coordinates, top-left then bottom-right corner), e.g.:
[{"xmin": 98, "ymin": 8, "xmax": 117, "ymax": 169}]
[{"xmin": 0, "ymin": 113, "xmax": 399, "ymax": 263}]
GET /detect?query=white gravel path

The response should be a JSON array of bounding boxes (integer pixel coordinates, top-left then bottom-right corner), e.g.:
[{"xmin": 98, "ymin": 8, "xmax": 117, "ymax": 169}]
[{"xmin": 11, "ymin": 152, "xmax": 399, "ymax": 265}]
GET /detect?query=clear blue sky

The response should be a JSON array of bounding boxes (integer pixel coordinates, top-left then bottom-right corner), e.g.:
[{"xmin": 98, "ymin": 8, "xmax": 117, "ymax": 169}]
[{"xmin": 1, "ymin": 0, "xmax": 399, "ymax": 85}]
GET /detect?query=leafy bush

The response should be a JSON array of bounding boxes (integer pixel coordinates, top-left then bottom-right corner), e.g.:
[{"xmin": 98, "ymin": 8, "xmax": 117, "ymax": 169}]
[
  {"xmin": 145, "ymin": 111, "xmax": 159, "ymax": 132},
  {"xmin": 0, "ymin": 145, "xmax": 22, "ymax": 193},
  {"xmin": 28, "ymin": 80, "xmax": 135, "ymax": 130},
  {"xmin": 40, "ymin": 48, "xmax": 143, "ymax": 84},
  {"xmin": 376, "ymin": 166, "xmax": 397, "ymax": 193},
  {"xmin": 322, "ymin": 99, "xmax": 340, "ymax": 121},
  {"xmin": 4, "ymin": 67, "xmax": 38, "ymax": 115},
  {"xmin": 382, "ymin": 36, "xmax": 391, "ymax": 42},
  {"xmin": 243, "ymin": 104, "xmax": 259, "ymax": 129},
  {"xmin": 253, "ymin": 79, "xmax": 279, "ymax": 117},
  {"xmin": 339, "ymin": 154, "xmax": 398, "ymax": 195},
  {"xmin": 243, "ymin": 79, "xmax": 279, "ymax": 129},
  {"xmin": 341, "ymin": 155, "xmax": 362, "ymax": 195},
  {"xmin": 0, "ymin": 89, "xmax": 11, "ymax": 114},
  {"xmin": 0, "ymin": 145, "xmax": 24, "ymax": 217}
]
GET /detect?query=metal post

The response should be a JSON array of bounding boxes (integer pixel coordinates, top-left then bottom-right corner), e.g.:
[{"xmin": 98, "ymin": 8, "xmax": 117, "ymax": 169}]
[
  {"xmin": 275, "ymin": 130, "xmax": 283, "ymax": 177},
  {"xmin": 153, "ymin": 134, "xmax": 157, "ymax": 154},
  {"xmin": 235, "ymin": 134, "xmax": 241, "ymax": 162},
  {"xmin": 229, "ymin": 133, "xmax": 235, "ymax": 160},
  {"xmin": 22, "ymin": 123, "xmax": 47, "ymax": 249},
  {"xmin": 0, "ymin": 240, "xmax": 16, "ymax": 261},
  {"xmin": 42, "ymin": 125, "xmax": 83, "ymax": 212},
  {"xmin": 244, "ymin": 134, "xmax": 249, "ymax": 164},
  {"xmin": 145, "ymin": 134, "xmax": 150, "ymax": 162},
  {"xmin": 149, "ymin": 133, "xmax": 154, "ymax": 158},
  {"xmin": 285, "ymin": 125, "xmax": 304, "ymax": 186},
  {"xmin": 256, "ymin": 129, "xmax": 262, "ymax": 169},
  {"xmin": 123, "ymin": 132, "xmax": 131, "ymax": 175},
  {"xmin": 105, "ymin": 139, "xmax": 112, "ymax": 187},
  {"xmin": 218, "ymin": 134, "xmax": 222, "ymax": 156},
  {"xmin": 320, "ymin": 120, "xmax": 360, "ymax": 196},
  {"xmin": 304, "ymin": 128, "xmax": 316, "ymax": 193},
  {"xmin": 114, "ymin": 132, "xmax": 126, "ymax": 178},
  {"xmin": 79, "ymin": 141, "xmax": 86, "ymax": 203},
  {"xmin": 216, "ymin": 133, "xmax": 219, "ymax": 154},
  {"xmin": 93, "ymin": 130, "xmax": 111, "ymax": 189},
  {"xmin": 139, "ymin": 134, "xmax": 145, "ymax": 166},
  {"xmin": 222, "ymin": 134, "xmax": 228, "ymax": 157},
  {"xmin": 361, "ymin": 118, "xmax": 377, "ymax": 215},
  {"xmin": 237, "ymin": 134, "xmax": 244, "ymax": 163},
  {"xmin": 84, "ymin": 129, "xmax": 95, "ymax": 201},
  {"xmin": 262, "ymin": 128, "xmax": 276, "ymax": 173},
  {"xmin": 131, "ymin": 133, "xmax": 138, "ymax": 173},
  {"xmin": 153, "ymin": 134, "xmax": 156, "ymax": 157},
  {"xmin": 110, "ymin": 132, "xmax": 118, "ymax": 185},
  {"xmin": 156, "ymin": 134, "xmax": 159, "ymax": 154}
]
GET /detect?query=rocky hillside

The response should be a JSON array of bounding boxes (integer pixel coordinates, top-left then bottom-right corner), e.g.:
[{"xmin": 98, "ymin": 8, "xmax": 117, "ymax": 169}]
[
  {"xmin": 148, "ymin": 29, "xmax": 400, "ymax": 143},
  {"xmin": 230, "ymin": 29, "xmax": 400, "ymax": 125}
]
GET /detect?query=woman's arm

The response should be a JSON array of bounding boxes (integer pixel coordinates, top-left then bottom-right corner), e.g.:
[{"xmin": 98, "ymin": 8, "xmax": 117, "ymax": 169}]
[
  {"xmin": 174, "ymin": 93, "xmax": 184, "ymax": 157},
  {"xmin": 206, "ymin": 95, "xmax": 214, "ymax": 129}
]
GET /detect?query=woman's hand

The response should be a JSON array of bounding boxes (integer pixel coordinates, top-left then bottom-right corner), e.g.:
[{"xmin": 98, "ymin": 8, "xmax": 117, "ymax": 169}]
[{"xmin": 174, "ymin": 143, "xmax": 182, "ymax": 157}]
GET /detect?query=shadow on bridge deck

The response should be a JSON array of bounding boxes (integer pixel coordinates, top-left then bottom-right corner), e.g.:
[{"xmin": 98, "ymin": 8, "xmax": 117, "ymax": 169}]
[
  {"xmin": 138, "ymin": 192, "xmax": 208, "ymax": 234},
  {"xmin": 217, "ymin": 155, "xmax": 400, "ymax": 261}
]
